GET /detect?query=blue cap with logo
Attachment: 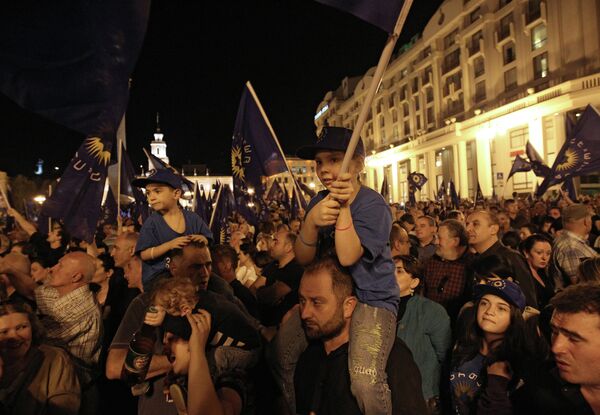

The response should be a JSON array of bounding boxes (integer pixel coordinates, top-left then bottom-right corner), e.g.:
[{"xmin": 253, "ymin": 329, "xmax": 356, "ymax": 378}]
[
  {"xmin": 296, "ymin": 126, "xmax": 365, "ymax": 160},
  {"xmin": 473, "ymin": 279, "xmax": 526, "ymax": 311},
  {"xmin": 131, "ymin": 168, "xmax": 183, "ymax": 190}
]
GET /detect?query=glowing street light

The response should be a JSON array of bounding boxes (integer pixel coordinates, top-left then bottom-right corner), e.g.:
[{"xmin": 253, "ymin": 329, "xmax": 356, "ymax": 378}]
[
  {"xmin": 33, "ymin": 195, "xmax": 46, "ymax": 205},
  {"xmin": 248, "ymin": 187, "xmax": 255, "ymax": 196},
  {"xmin": 309, "ymin": 182, "xmax": 316, "ymax": 189}
]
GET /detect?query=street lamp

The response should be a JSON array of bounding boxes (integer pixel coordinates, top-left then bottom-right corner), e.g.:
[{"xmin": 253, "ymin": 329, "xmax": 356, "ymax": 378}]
[
  {"xmin": 248, "ymin": 187, "xmax": 255, "ymax": 196},
  {"xmin": 33, "ymin": 195, "xmax": 46, "ymax": 205}
]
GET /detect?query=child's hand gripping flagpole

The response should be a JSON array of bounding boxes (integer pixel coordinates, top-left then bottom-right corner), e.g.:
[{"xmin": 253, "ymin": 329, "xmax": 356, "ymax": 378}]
[{"xmin": 339, "ymin": 0, "xmax": 414, "ymax": 175}]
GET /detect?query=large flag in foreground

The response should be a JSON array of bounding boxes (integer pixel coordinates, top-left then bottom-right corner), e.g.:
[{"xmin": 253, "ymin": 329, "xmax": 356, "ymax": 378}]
[
  {"xmin": 4, "ymin": 1, "xmax": 151, "ymax": 242},
  {"xmin": 538, "ymin": 105, "xmax": 600, "ymax": 196},
  {"xmin": 315, "ymin": 0, "xmax": 404, "ymax": 33}
]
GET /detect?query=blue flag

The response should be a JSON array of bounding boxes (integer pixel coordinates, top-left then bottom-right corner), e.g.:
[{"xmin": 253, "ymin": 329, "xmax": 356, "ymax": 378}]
[
  {"xmin": 507, "ymin": 154, "xmax": 532, "ymax": 180},
  {"xmin": 475, "ymin": 182, "xmax": 485, "ymax": 205},
  {"xmin": 449, "ymin": 180, "xmax": 460, "ymax": 209},
  {"xmin": 408, "ymin": 185, "xmax": 416, "ymax": 207},
  {"xmin": 41, "ymin": 137, "xmax": 115, "ymax": 242},
  {"xmin": 436, "ymin": 180, "xmax": 446, "ymax": 202},
  {"xmin": 266, "ymin": 180, "xmax": 287, "ymax": 204},
  {"xmin": 562, "ymin": 177, "xmax": 578, "ymax": 202},
  {"xmin": 296, "ymin": 178, "xmax": 317, "ymax": 199},
  {"xmin": 0, "ymin": 0, "xmax": 150, "ymax": 138},
  {"xmin": 210, "ymin": 185, "xmax": 236, "ymax": 244},
  {"xmin": 407, "ymin": 172, "xmax": 428, "ymax": 190},
  {"xmin": 144, "ymin": 148, "xmax": 195, "ymax": 194},
  {"xmin": 538, "ymin": 105, "xmax": 600, "ymax": 196},
  {"xmin": 315, "ymin": 0, "xmax": 403, "ymax": 33},
  {"xmin": 193, "ymin": 182, "xmax": 209, "ymax": 224},
  {"xmin": 525, "ymin": 141, "xmax": 552, "ymax": 178}
]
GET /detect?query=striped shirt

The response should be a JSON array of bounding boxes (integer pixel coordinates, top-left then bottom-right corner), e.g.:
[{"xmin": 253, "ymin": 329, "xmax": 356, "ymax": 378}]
[{"xmin": 35, "ymin": 284, "xmax": 102, "ymax": 366}]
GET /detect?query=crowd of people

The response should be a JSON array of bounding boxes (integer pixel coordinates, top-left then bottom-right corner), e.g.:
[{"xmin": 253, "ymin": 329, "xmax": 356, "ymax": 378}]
[{"xmin": 1, "ymin": 126, "xmax": 600, "ymax": 415}]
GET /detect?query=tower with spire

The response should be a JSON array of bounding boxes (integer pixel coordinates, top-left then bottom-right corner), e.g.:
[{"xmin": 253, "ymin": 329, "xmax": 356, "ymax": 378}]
[{"xmin": 149, "ymin": 112, "xmax": 169, "ymax": 170}]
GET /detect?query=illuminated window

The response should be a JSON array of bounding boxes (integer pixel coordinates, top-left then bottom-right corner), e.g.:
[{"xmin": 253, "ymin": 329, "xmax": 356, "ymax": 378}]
[
  {"xmin": 533, "ymin": 52, "xmax": 548, "ymax": 79},
  {"xmin": 531, "ymin": 24, "xmax": 547, "ymax": 50}
]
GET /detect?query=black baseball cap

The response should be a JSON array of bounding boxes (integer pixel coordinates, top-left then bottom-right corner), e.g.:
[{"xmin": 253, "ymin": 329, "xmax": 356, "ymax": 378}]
[
  {"xmin": 296, "ymin": 126, "xmax": 365, "ymax": 160},
  {"xmin": 131, "ymin": 169, "xmax": 182, "ymax": 190}
]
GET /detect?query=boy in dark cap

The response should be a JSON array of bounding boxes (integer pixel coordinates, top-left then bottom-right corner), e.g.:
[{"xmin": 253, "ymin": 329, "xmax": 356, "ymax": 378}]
[{"xmin": 132, "ymin": 169, "xmax": 212, "ymax": 289}]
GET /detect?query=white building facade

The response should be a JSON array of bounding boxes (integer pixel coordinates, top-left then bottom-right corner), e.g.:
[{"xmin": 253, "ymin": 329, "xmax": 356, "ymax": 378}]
[{"xmin": 315, "ymin": 0, "xmax": 600, "ymax": 202}]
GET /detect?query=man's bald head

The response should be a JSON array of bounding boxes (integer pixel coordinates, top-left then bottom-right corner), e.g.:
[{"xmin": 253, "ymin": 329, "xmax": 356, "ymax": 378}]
[{"xmin": 64, "ymin": 252, "xmax": 96, "ymax": 283}]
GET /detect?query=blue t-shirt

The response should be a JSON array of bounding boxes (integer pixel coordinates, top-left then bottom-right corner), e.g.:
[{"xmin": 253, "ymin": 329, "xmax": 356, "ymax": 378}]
[
  {"xmin": 136, "ymin": 209, "xmax": 212, "ymax": 287},
  {"xmin": 306, "ymin": 186, "xmax": 399, "ymax": 314}
]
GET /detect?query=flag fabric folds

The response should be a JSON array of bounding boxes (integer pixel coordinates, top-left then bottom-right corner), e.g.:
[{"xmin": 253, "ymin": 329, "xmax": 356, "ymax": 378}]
[
  {"xmin": 449, "ymin": 180, "xmax": 460, "ymax": 209},
  {"xmin": 144, "ymin": 148, "xmax": 195, "ymax": 194},
  {"xmin": 525, "ymin": 141, "xmax": 552, "ymax": 178},
  {"xmin": 475, "ymin": 182, "xmax": 485, "ymax": 205},
  {"xmin": 315, "ymin": 0, "xmax": 403, "ymax": 33},
  {"xmin": 562, "ymin": 177, "xmax": 578, "ymax": 202},
  {"xmin": 507, "ymin": 154, "xmax": 532, "ymax": 180},
  {"xmin": 296, "ymin": 179, "xmax": 317, "ymax": 199},
  {"xmin": 193, "ymin": 182, "xmax": 209, "ymax": 224},
  {"xmin": 380, "ymin": 175, "xmax": 390, "ymax": 202},
  {"xmin": 436, "ymin": 181, "xmax": 446, "ymax": 202},
  {"xmin": 210, "ymin": 185, "xmax": 235, "ymax": 244},
  {"xmin": 538, "ymin": 105, "xmax": 600, "ymax": 196},
  {"xmin": 407, "ymin": 172, "xmax": 428, "ymax": 191}
]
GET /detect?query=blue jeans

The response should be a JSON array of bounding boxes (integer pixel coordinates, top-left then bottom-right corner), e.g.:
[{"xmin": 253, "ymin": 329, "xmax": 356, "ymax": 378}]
[{"xmin": 268, "ymin": 303, "xmax": 396, "ymax": 415}]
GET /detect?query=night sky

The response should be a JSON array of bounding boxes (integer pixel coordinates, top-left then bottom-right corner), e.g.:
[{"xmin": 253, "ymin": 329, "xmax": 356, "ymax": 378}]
[{"xmin": 1, "ymin": 0, "xmax": 443, "ymax": 178}]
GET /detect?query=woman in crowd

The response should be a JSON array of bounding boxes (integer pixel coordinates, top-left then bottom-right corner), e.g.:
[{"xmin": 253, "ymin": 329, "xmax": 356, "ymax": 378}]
[
  {"xmin": 0, "ymin": 301, "xmax": 81, "ymax": 415},
  {"xmin": 450, "ymin": 279, "xmax": 538, "ymax": 414},
  {"xmin": 90, "ymin": 253, "xmax": 115, "ymax": 309},
  {"xmin": 393, "ymin": 255, "xmax": 452, "ymax": 414},
  {"xmin": 519, "ymin": 234, "xmax": 556, "ymax": 309},
  {"xmin": 236, "ymin": 240, "xmax": 260, "ymax": 288}
]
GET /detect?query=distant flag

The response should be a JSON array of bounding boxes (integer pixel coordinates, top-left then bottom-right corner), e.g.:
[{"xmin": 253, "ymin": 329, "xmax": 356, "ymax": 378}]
[
  {"xmin": 121, "ymin": 149, "xmax": 149, "ymax": 222},
  {"xmin": 407, "ymin": 172, "xmax": 428, "ymax": 191},
  {"xmin": 296, "ymin": 178, "xmax": 317, "ymax": 199},
  {"xmin": 314, "ymin": 0, "xmax": 403, "ymax": 33},
  {"xmin": 266, "ymin": 180, "xmax": 287, "ymax": 204},
  {"xmin": 290, "ymin": 187, "xmax": 304, "ymax": 219},
  {"xmin": 449, "ymin": 180, "xmax": 460, "ymax": 209},
  {"xmin": 408, "ymin": 185, "xmax": 416, "ymax": 207},
  {"xmin": 210, "ymin": 184, "xmax": 235, "ymax": 244},
  {"xmin": 193, "ymin": 182, "xmax": 209, "ymax": 224},
  {"xmin": 144, "ymin": 148, "xmax": 195, "ymax": 194},
  {"xmin": 562, "ymin": 177, "xmax": 578, "ymax": 202},
  {"xmin": 538, "ymin": 105, "xmax": 600, "ymax": 196},
  {"xmin": 292, "ymin": 181, "xmax": 308, "ymax": 210},
  {"xmin": 380, "ymin": 175, "xmax": 390, "ymax": 202},
  {"xmin": 475, "ymin": 182, "xmax": 485, "ymax": 205},
  {"xmin": 525, "ymin": 141, "xmax": 552, "ymax": 178},
  {"xmin": 507, "ymin": 154, "xmax": 532, "ymax": 180},
  {"xmin": 436, "ymin": 180, "xmax": 446, "ymax": 202}
]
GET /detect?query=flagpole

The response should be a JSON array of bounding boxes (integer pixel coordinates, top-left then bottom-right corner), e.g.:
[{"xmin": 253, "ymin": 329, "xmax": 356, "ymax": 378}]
[
  {"xmin": 209, "ymin": 184, "xmax": 223, "ymax": 229},
  {"xmin": 245, "ymin": 81, "xmax": 304, "ymax": 209},
  {"xmin": 340, "ymin": 0, "xmax": 414, "ymax": 175},
  {"xmin": 116, "ymin": 115, "xmax": 125, "ymax": 233}
]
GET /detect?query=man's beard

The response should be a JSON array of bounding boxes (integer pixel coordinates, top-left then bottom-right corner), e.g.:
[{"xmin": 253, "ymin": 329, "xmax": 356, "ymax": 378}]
[{"xmin": 302, "ymin": 307, "xmax": 346, "ymax": 341}]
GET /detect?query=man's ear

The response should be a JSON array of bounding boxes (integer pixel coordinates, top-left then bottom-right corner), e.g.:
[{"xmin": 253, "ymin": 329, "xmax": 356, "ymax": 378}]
[
  {"xmin": 490, "ymin": 223, "xmax": 500, "ymax": 237},
  {"xmin": 342, "ymin": 296, "xmax": 358, "ymax": 319},
  {"xmin": 72, "ymin": 272, "xmax": 84, "ymax": 284}
]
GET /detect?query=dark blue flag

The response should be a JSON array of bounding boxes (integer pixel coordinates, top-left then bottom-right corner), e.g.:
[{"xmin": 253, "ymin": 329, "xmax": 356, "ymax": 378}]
[
  {"xmin": 408, "ymin": 185, "xmax": 416, "ymax": 207},
  {"xmin": 41, "ymin": 137, "xmax": 114, "ymax": 242},
  {"xmin": 449, "ymin": 180, "xmax": 460, "ymax": 209},
  {"xmin": 266, "ymin": 180, "xmax": 287, "ymax": 204},
  {"xmin": 562, "ymin": 177, "xmax": 578, "ymax": 202},
  {"xmin": 538, "ymin": 105, "xmax": 600, "ymax": 196},
  {"xmin": 380, "ymin": 175, "xmax": 390, "ymax": 202},
  {"xmin": 296, "ymin": 178, "xmax": 317, "ymax": 199},
  {"xmin": 210, "ymin": 185, "xmax": 236, "ymax": 244},
  {"xmin": 436, "ymin": 180, "xmax": 446, "ymax": 202},
  {"xmin": 507, "ymin": 154, "xmax": 532, "ymax": 180},
  {"xmin": 290, "ymin": 187, "xmax": 303, "ymax": 220},
  {"xmin": 526, "ymin": 141, "xmax": 552, "ymax": 178},
  {"xmin": 193, "ymin": 182, "xmax": 209, "ymax": 224},
  {"xmin": 407, "ymin": 172, "xmax": 428, "ymax": 190},
  {"xmin": 0, "ymin": 0, "xmax": 150, "ymax": 137},
  {"xmin": 475, "ymin": 182, "xmax": 485, "ymax": 205},
  {"xmin": 144, "ymin": 148, "xmax": 195, "ymax": 194},
  {"xmin": 231, "ymin": 83, "xmax": 287, "ymax": 190},
  {"xmin": 292, "ymin": 181, "xmax": 309, "ymax": 210},
  {"xmin": 315, "ymin": 0, "xmax": 403, "ymax": 33}
]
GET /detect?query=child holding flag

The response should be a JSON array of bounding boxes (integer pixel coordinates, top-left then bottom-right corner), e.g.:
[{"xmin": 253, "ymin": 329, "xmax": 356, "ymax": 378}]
[{"xmin": 273, "ymin": 127, "xmax": 399, "ymax": 415}]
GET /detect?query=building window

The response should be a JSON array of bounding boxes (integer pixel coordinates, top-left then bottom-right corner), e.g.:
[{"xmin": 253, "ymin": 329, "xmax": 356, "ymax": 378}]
[
  {"xmin": 388, "ymin": 94, "xmax": 395, "ymax": 108},
  {"xmin": 444, "ymin": 28, "xmax": 459, "ymax": 49},
  {"xmin": 503, "ymin": 42, "xmax": 516, "ymax": 65},
  {"xmin": 469, "ymin": 7, "xmax": 482, "ymax": 24},
  {"xmin": 504, "ymin": 68, "xmax": 517, "ymax": 91},
  {"xmin": 444, "ymin": 71, "xmax": 462, "ymax": 96},
  {"xmin": 403, "ymin": 120, "xmax": 410, "ymax": 136},
  {"xmin": 392, "ymin": 126, "xmax": 399, "ymax": 139},
  {"xmin": 509, "ymin": 127, "xmax": 528, "ymax": 148},
  {"xmin": 402, "ymin": 102, "xmax": 409, "ymax": 117},
  {"xmin": 526, "ymin": 0, "xmax": 542, "ymax": 24},
  {"xmin": 423, "ymin": 66, "xmax": 433, "ymax": 84},
  {"xmin": 499, "ymin": 13, "xmax": 512, "ymax": 41},
  {"xmin": 379, "ymin": 115, "xmax": 385, "ymax": 128},
  {"xmin": 443, "ymin": 49, "xmax": 461, "ymax": 73},
  {"xmin": 469, "ymin": 30, "xmax": 483, "ymax": 56},
  {"xmin": 392, "ymin": 109, "xmax": 398, "ymax": 123},
  {"xmin": 533, "ymin": 52, "xmax": 549, "ymax": 79},
  {"xmin": 474, "ymin": 56, "xmax": 485, "ymax": 78},
  {"xmin": 415, "ymin": 96, "xmax": 421, "ymax": 111},
  {"xmin": 531, "ymin": 23, "xmax": 547, "ymax": 50},
  {"xmin": 416, "ymin": 115, "xmax": 422, "ymax": 130},
  {"xmin": 400, "ymin": 85, "xmax": 408, "ymax": 100},
  {"xmin": 425, "ymin": 87, "xmax": 434, "ymax": 103},
  {"xmin": 475, "ymin": 80, "xmax": 486, "ymax": 103},
  {"xmin": 426, "ymin": 106, "xmax": 435, "ymax": 125},
  {"xmin": 381, "ymin": 129, "xmax": 386, "ymax": 143},
  {"xmin": 411, "ymin": 77, "xmax": 419, "ymax": 92}
]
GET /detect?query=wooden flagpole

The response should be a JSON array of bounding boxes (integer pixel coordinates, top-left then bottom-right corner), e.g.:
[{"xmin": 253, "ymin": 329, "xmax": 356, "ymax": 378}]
[{"xmin": 339, "ymin": 0, "xmax": 414, "ymax": 175}]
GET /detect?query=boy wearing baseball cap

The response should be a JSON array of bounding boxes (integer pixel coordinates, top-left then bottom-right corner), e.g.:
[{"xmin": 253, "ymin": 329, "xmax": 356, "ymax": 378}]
[{"xmin": 132, "ymin": 169, "xmax": 212, "ymax": 288}]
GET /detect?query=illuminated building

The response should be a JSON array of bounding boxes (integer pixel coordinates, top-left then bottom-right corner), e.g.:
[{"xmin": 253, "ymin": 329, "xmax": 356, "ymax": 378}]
[
  {"xmin": 315, "ymin": 0, "xmax": 600, "ymax": 201},
  {"xmin": 266, "ymin": 156, "xmax": 324, "ymax": 202},
  {"xmin": 149, "ymin": 112, "xmax": 170, "ymax": 170}
]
